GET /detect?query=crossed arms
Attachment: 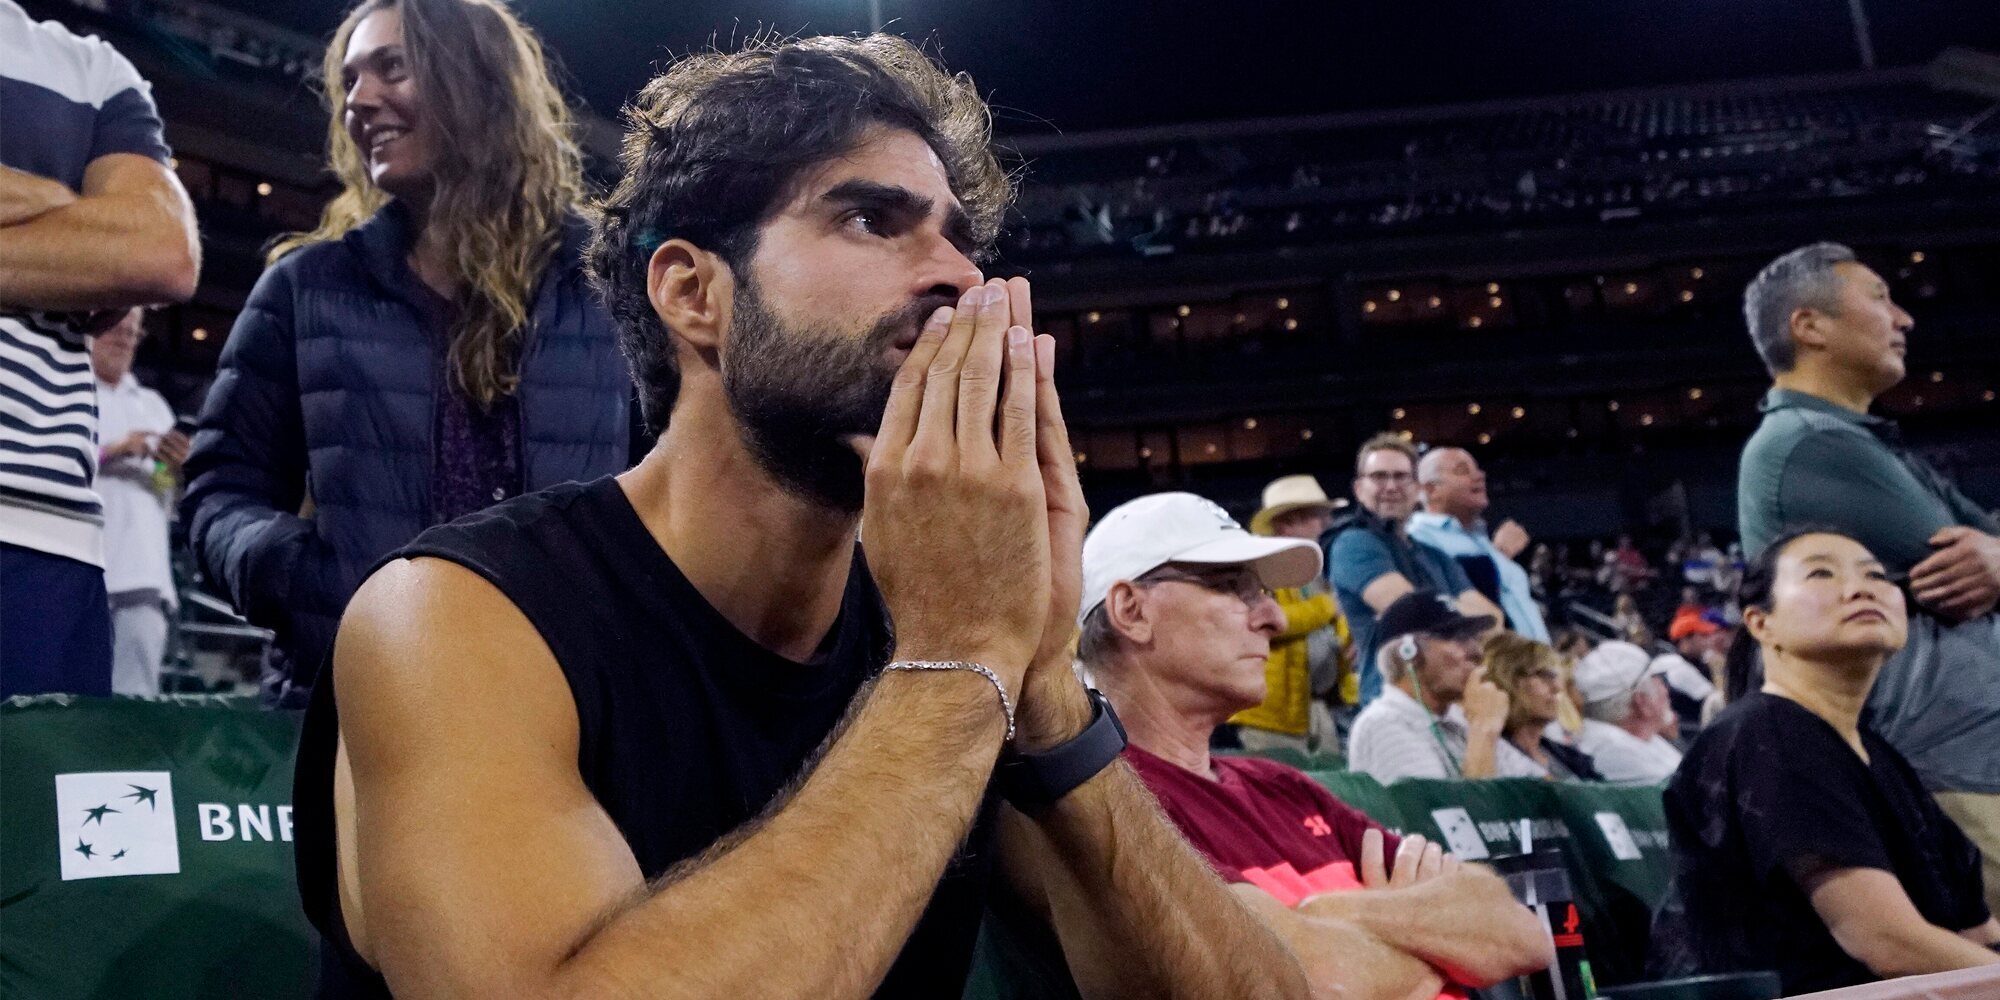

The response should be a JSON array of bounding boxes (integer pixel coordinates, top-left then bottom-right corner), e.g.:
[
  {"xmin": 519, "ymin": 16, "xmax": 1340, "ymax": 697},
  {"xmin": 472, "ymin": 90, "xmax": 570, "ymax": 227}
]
[{"xmin": 0, "ymin": 156, "xmax": 198, "ymax": 313}]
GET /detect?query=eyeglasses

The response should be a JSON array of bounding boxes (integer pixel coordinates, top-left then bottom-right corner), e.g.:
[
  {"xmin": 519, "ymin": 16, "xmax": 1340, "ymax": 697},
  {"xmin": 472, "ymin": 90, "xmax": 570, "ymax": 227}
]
[
  {"xmin": 1361, "ymin": 471, "xmax": 1414, "ymax": 485},
  {"xmin": 1138, "ymin": 566, "xmax": 1274, "ymax": 609}
]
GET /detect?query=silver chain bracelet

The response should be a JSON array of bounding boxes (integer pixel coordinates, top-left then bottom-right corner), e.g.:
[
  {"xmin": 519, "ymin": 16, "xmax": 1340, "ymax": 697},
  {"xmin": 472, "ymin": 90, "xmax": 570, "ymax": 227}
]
[{"xmin": 882, "ymin": 660, "xmax": 1016, "ymax": 742}]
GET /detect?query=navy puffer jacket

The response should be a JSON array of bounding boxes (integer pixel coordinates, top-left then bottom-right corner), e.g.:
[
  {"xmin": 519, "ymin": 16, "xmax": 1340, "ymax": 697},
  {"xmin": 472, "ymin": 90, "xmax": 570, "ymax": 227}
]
[{"xmin": 181, "ymin": 202, "xmax": 630, "ymax": 706}]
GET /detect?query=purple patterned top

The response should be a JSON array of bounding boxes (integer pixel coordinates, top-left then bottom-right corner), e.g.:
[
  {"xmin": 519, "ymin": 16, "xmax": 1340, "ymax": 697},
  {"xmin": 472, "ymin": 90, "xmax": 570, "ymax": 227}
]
[{"xmin": 413, "ymin": 284, "xmax": 522, "ymax": 524}]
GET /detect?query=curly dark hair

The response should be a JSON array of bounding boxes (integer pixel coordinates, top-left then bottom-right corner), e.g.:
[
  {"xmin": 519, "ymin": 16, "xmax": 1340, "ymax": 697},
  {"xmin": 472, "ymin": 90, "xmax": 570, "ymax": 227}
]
[{"xmin": 585, "ymin": 34, "xmax": 1014, "ymax": 431}]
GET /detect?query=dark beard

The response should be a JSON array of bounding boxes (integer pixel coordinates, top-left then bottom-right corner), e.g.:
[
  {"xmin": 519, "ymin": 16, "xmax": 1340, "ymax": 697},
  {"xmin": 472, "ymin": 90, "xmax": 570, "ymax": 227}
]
[{"xmin": 721, "ymin": 281, "xmax": 938, "ymax": 513}]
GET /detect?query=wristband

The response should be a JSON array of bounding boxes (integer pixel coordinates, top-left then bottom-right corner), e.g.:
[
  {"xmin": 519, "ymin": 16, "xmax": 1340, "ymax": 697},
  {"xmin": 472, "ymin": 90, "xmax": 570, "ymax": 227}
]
[
  {"xmin": 998, "ymin": 688, "xmax": 1127, "ymax": 809},
  {"xmin": 882, "ymin": 660, "xmax": 1015, "ymax": 741}
]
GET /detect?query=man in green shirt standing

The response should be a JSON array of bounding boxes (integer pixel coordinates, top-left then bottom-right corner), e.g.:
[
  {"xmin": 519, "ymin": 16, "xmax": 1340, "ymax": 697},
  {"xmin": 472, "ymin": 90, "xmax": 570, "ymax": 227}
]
[{"xmin": 1737, "ymin": 241, "xmax": 2000, "ymax": 912}]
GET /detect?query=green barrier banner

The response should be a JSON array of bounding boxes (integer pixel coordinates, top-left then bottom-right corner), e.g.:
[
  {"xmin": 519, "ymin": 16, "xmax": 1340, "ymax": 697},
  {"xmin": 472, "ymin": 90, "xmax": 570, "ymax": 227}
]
[
  {"xmin": 1, "ymin": 696, "xmax": 313, "ymax": 999},
  {"xmin": 1548, "ymin": 783, "xmax": 1673, "ymax": 913},
  {"xmin": 1384, "ymin": 778, "xmax": 1658, "ymax": 987},
  {"xmin": 1546, "ymin": 782, "xmax": 1675, "ymax": 988},
  {"xmin": 1381, "ymin": 777, "xmax": 1564, "ymax": 859},
  {"xmin": 1304, "ymin": 769, "xmax": 1406, "ymax": 831}
]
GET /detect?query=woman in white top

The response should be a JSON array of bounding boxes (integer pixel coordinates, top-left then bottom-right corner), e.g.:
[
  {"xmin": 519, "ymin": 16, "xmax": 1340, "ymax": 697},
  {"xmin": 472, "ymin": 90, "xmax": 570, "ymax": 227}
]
[{"xmin": 1482, "ymin": 632, "xmax": 1604, "ymax": 781}]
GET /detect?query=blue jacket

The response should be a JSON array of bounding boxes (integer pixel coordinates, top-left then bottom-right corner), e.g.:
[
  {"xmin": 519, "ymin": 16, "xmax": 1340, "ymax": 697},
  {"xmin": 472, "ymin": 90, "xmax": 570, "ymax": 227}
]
[{"xmin": 181, "ymin": 203, "xmax": 631, "ymax": 706}]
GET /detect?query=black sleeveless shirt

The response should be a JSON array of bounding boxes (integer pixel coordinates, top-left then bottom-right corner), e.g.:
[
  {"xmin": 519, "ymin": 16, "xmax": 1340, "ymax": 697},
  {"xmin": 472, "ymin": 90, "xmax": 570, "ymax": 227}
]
[{"xmin": 293, "ymin": 475, "xmax": 999, "ymax": 997}]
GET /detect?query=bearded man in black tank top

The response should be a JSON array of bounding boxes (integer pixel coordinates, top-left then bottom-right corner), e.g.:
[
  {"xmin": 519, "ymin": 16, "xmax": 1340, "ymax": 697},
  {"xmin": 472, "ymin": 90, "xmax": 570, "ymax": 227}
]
[{"xmin": 293, "ymin": 32, "xmax": 1318, "ymax": 999}]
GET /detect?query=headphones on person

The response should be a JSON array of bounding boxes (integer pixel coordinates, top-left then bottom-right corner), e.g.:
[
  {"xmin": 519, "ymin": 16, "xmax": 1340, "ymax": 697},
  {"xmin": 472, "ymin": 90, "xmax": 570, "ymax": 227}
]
[{"xmin": 1396, "ymin": 632, "xmax": 1465, "ymax": 778}]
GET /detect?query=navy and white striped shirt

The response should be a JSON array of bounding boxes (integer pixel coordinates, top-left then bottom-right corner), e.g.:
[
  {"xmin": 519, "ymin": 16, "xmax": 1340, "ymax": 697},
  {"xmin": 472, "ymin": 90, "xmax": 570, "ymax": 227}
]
[{"xmin": 0, "ymin": 0, "xmax": 172, "ymax": 566}]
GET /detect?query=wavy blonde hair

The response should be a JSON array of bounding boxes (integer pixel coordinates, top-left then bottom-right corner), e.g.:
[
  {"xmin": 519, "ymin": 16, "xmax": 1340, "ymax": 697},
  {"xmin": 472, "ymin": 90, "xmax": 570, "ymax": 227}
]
[
  {"xmin": 273, "ymin": 0, "xmax": 586, "ymax": 406},
  {"xmin": 1482, "ymin": 631, "xmax": 1568, "ymax": 732}
]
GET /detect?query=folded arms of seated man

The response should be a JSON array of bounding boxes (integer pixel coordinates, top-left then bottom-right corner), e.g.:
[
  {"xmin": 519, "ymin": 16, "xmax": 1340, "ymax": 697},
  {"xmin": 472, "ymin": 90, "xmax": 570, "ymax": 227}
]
[{"xmin": 1211, "ymin": 828, "xmax": 1553, "ymax": 999}]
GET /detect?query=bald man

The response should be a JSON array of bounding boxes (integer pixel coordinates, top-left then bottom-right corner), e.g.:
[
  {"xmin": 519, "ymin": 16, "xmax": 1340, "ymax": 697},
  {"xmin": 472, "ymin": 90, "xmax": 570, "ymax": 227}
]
[{"xmin": 1408, "ymin": 447, "xmax": 1549, "ymax": 641}]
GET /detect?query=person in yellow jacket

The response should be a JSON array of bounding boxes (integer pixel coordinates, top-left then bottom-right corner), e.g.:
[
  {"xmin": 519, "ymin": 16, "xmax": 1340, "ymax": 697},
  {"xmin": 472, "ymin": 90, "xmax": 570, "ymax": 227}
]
[{"xmin": 1232, "ymin": 475, "xmax": 1354, "ymax": 753}]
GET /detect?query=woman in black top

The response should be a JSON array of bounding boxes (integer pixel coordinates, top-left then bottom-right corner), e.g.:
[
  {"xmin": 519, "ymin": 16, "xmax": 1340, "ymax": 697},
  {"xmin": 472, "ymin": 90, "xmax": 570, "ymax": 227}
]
[{"xmin": 1649, "ymin": 528, "xmax": 1999, "ymax": 993}]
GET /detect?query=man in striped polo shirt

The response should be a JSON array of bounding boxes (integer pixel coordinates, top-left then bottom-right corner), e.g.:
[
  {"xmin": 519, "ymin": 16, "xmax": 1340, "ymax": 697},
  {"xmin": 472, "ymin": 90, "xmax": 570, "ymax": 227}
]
[{"xmin": 1, "ymin": 1, "xmax": 199, "ymax": 696}]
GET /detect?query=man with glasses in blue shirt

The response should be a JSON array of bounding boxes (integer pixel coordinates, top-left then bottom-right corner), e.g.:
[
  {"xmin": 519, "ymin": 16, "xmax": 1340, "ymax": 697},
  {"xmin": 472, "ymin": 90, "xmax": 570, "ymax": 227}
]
[{"xmin": 1324, "ymin": 433, "xmax": 1504, "ymax": 707}]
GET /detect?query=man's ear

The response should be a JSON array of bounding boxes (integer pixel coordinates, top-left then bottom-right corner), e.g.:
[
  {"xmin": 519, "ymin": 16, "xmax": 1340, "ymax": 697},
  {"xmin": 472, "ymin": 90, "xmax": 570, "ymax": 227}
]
[
  {"xmin": 1787, "ymin": 305, "xmax": 1830, "ymax": 355},
  {"xmin": 1105, "ymin": 581, "xmax": 1153, "ymax": 646},
  {"xmin": 647, "ymin": 238, "xmax": 733, "ymax": 354}
]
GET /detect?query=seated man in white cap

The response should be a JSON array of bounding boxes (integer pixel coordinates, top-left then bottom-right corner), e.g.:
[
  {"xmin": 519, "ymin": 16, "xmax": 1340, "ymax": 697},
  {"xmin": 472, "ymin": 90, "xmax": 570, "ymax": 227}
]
[
  {"xmin": 1231, "ymin": 474, "xmax": 1352, "ymax": 755},
  {"xmin": 1572, "ymin": 641, "xmax": 1684, "ymax": 783},
  {"xmin": 1347, "ymin": 590, "xmax": 1526, "ymax": 782},
  {"xmin": 1079, "ymin": 493, "xmax": 1551, "ymax": 998}
]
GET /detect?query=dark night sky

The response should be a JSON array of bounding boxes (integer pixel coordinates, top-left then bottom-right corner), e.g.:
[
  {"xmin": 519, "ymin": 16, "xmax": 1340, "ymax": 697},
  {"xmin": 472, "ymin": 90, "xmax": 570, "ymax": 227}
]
[{"xmin": 225, "ymin": 1, "xmax": 2000, "ymax": 133}]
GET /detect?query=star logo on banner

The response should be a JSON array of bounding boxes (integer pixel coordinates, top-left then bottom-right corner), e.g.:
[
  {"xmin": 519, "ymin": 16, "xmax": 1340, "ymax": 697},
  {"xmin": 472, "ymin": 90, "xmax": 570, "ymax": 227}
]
[{"xmin": 55, "ymin": 771, "xmax": 181, "ymax": 881}]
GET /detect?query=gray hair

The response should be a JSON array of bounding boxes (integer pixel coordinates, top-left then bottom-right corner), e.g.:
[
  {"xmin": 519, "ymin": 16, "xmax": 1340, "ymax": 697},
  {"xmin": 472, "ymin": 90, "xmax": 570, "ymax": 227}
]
[
  {"xmin": 1377, "ymin": 641, "xmax": 1412, "ymax": 683},
  {"xmin": 1742, "ymin": 242, "xmax": 1857, "ymax": 375},
  {"xmin": 1583, "ymin": 691, "xmax": 1635, "ymax": 724},
  {"xmin": 1076, "ymin": 603, "xmax": 1121, "ymax": 669},
  {"xmin": 1416, "ymin": 447, "xmax": 1449, "ymax": 486}
]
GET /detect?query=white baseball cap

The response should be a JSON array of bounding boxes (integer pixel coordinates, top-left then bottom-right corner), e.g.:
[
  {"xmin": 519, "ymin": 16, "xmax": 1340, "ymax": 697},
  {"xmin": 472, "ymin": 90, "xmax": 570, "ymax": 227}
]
[
  {"xmin": 1079, "ymin": 492, "xmax": 1322, "ymax": 624},
  {"xmin": 1572, "ymin": 641, "xmax": 1670, "ymax": 706}
]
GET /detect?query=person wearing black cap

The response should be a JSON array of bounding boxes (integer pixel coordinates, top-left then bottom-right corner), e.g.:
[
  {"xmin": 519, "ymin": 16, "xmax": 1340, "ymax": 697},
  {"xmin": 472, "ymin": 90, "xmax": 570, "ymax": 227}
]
[{"xmin": 1347, "ymin": 590, "xmax": 1520, "ymax": 782}]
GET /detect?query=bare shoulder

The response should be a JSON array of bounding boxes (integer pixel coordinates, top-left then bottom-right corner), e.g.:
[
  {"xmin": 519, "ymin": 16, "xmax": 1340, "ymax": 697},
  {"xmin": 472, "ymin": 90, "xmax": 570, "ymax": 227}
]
[{"xmin": 335, "ymin": 556, "xmax": 579, "ymax": 768}]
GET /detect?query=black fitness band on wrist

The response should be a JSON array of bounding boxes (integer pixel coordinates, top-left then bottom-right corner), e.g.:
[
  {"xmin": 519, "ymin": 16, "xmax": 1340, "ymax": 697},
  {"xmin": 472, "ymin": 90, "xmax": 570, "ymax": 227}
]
[{"xmin": 997, "ymin": 688, "xmax": 1127, "ymax": 809}]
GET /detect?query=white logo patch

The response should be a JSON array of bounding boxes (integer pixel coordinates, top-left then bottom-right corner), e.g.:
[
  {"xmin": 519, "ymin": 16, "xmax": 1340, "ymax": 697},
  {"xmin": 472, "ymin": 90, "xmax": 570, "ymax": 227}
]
[
  {"xmin": 55, "ymin": 771, "xmax": 180, "ymax": 880},
  {"xmin": 1594, "ymin": 811, "xmax": 1645, "ymax": 861},
  {"xmin": 1429, "ymin": 806, "xmax": 1490, "ymax": 859}
]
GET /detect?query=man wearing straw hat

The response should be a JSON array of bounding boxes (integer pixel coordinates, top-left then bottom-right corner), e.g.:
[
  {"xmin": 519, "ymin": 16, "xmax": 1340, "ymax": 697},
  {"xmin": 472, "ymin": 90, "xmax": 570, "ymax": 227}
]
[{"xmin": 1231, "ymin": 475, "xmax": 1353, "ymax": 754}]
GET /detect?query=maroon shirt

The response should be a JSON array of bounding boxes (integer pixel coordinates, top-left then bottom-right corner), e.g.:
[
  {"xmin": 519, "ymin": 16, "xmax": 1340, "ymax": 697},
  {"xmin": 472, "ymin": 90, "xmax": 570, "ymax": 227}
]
[
  {"xmin": 1130, "ymin": 747, "xmax": 1469, "ymax": 1000},
  {"xmin": 1125, "ymin": 745, "xmax": 1400, "ymax": 906}
]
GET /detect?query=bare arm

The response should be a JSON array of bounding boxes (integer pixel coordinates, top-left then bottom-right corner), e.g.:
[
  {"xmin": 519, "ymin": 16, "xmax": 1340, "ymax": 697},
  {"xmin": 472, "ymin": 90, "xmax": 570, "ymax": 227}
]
[
  {"xmin": 1964, "ymin": 918, "xmax": 2000, "ymax": 947},
  {"xmin": 338, "ymin": 560, "xmax": 1010, "ymax": 999},
  {"xmin": 0, "ymin": 154, "xmax": 198, "ymax": 310},
  {"xmin": 1807, "ymin": 867, "xmax": 2000, "ymax": 978},
  {"xmin": 995, "ymin": 736, "xmax": 1313, "ymax": 1000},
  {"xmin": 1230, "ymin": 885, "xmax": 1446, "ymax": 1000},
  {"xmin": 1456, "ymin": 589, "xmax": 1506, "ymax": 629},
  {"xmin": 0, "ymin": 166, "xmax": 77, "ymax": 226},
  {"xmin": 1457, "ymin": 666, "xmax": 1510, "ymax": 780},
  {"xmin": 1363, "ymin": 572, "xmax": 1416, "ymax": 613},
  {"xmin": 1302, "ymin": 866, "xmax": 1551, "ymax": 985}
]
